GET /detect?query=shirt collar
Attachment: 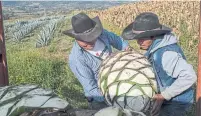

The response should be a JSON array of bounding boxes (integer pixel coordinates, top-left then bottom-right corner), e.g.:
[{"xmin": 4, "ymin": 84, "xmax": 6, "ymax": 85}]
[{"xmin": 144, "ymin": 38, "xmax": 162, "ymax": 57}]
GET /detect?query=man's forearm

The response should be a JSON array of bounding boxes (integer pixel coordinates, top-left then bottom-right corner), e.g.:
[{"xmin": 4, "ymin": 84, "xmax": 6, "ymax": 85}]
[{"xmin": 161, "ymin": 74, "xmax": 196, "ymax": 100}]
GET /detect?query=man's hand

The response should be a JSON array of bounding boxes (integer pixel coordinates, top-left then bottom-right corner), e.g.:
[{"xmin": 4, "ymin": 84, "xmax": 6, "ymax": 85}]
[{"xmin": 151, "ymin": 94, "xmax": 165, "ymax": 116}]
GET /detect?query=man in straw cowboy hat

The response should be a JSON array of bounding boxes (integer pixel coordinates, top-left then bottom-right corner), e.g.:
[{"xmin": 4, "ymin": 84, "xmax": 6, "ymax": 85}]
[
  {"xmin": 63, "ymin": 12, "xmax": 129, "ymax": 110},
  {"xmin": 122, "ymin": 12, "xmax": 197, "ymax": 116}
]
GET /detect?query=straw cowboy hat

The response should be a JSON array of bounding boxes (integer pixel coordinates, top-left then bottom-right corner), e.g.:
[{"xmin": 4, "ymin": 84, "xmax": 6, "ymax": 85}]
[
  {"xmin": 63, "ymin": 12, "xmax": 103, "ymax": 42},
  {"xmin": 122, "ymin": 12, "xmax": 172, "ymax": 40}
]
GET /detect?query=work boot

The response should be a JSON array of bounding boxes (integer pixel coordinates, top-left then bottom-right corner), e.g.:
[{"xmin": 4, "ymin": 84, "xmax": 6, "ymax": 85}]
[
  {"xmin": 86, "ymin": 97, "xmax": 108, "ymax": 110},
  {"xmin": 88, "ymin": 101, "xmax": 108, "ymax": 110}
]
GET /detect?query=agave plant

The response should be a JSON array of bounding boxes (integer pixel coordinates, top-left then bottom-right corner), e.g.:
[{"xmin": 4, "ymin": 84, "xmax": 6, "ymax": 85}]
[{"xmin": 36, "ymin": 16, "xmax": 65, "ymax": 48}]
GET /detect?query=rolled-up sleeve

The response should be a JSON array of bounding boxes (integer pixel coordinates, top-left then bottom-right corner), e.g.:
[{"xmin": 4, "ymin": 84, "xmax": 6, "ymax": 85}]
[
  {"xmin": 161, "ymin": 51, "xmax": 197, "ymax": 100},
  {"xmin": 69, "ymin": 58, "xmax": 105, "ymax": 102}
]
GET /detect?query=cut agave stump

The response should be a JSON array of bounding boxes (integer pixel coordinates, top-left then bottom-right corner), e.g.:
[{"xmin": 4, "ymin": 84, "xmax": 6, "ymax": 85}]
[{"xmin": 98, "ymin": 51, "xmax": 157, "ymax": 112}]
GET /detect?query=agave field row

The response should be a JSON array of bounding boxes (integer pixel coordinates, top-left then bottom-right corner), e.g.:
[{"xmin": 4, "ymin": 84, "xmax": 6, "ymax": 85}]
[
  {"xmin": 12, "ymin": 20, "xmax": 45, "ymax": 42},
  {"xmin": 4, "ymin": 16, "xmax": 67, "ymax": 47}
]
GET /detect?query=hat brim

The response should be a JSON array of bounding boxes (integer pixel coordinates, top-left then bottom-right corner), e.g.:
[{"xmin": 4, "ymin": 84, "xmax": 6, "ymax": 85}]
[
  {"xmin": 121, "ymin": 22, "xmax": 172, "ymax": 40},
  {"xmin": 63, "ymin": 16, "xmax": 103, "ymax": 42}
]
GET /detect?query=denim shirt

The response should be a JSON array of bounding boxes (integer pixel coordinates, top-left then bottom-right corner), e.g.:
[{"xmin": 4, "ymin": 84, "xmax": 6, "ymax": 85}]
[{"xmin": 68, "ymin": 29, "xmax": 128, "ymax": 102}]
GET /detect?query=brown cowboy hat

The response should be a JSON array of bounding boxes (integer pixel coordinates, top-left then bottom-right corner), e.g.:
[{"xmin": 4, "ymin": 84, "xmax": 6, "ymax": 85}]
[
  {"xmin": 122, "ymin": 12, "xmax": 172, "ymax": 40},
  {"xmin": 63, "ymin": 12, "xmax": 103, "ymax": 42}
]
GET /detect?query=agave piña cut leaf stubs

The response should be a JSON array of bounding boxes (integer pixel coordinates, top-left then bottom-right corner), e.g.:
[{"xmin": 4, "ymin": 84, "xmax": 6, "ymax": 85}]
[{"xmin": 98, "ymin": 51, "xmax": 157, "ymax": 113}]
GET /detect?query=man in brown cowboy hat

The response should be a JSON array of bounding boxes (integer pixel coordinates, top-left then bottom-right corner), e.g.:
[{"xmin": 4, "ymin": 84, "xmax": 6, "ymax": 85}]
[
  {"xmin": 63, "ymin": 12, "xmax": 129, "ymax": 110},
  {"xmin": 122, "ymin": 12, "xmax": 197, "ymax": 116}
]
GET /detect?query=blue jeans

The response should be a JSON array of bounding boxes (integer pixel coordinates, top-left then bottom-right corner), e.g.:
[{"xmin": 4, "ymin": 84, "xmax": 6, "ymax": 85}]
[{"xmin": 159, "ymin": 101, "xmax": 192, "ymax": 116}]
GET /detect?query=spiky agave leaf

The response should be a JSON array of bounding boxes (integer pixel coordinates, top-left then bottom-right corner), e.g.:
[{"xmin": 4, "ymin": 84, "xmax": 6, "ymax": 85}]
[{"xmin": 0, "ymin": 85, "xmax": 69, "ymax": 116}]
